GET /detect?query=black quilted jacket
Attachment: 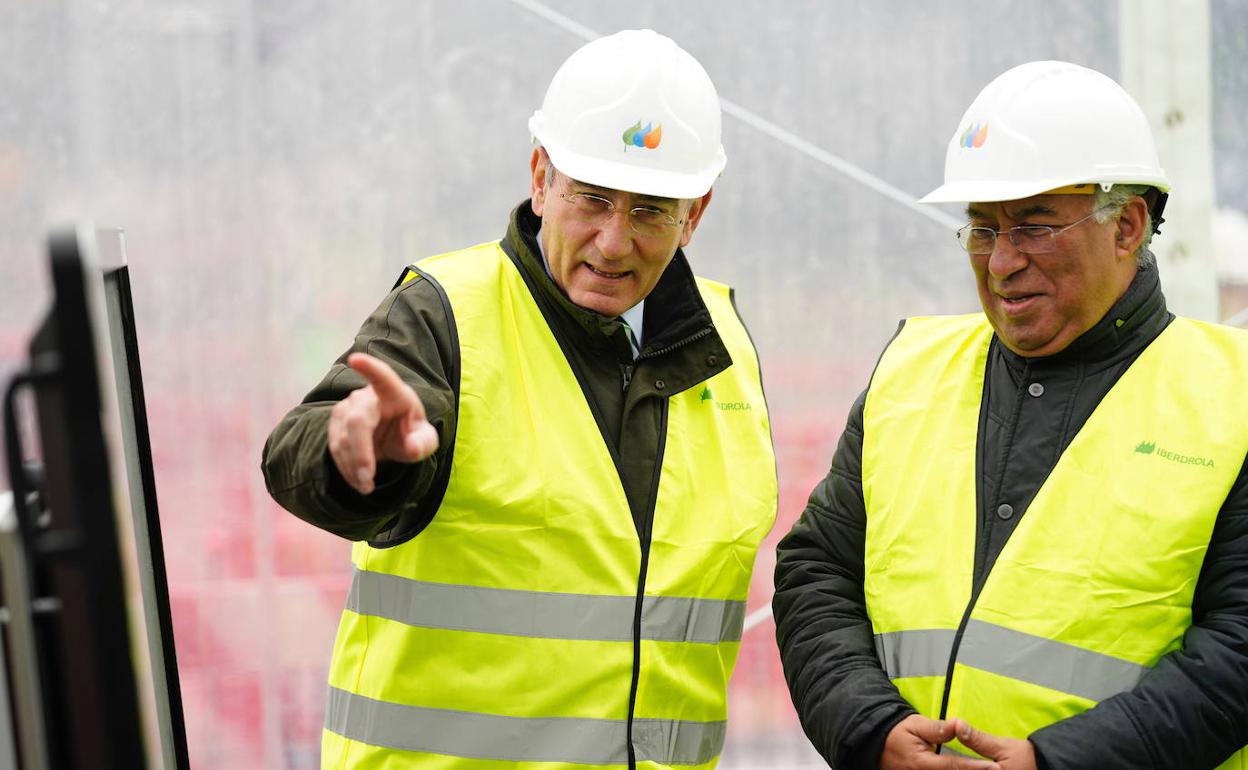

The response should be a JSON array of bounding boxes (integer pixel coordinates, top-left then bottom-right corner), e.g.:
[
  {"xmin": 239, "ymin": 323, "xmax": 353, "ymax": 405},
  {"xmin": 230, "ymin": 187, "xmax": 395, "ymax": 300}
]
[{"xmin": 774, "ymin": 265, "xmax": 1248, "ymax": 770}]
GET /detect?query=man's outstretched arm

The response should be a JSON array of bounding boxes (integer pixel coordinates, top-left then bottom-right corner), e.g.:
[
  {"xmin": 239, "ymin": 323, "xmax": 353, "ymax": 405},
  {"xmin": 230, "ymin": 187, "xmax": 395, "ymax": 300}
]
[{"xmin": 262, "ymin": 276, "xmax": 457, "ymax": 542}]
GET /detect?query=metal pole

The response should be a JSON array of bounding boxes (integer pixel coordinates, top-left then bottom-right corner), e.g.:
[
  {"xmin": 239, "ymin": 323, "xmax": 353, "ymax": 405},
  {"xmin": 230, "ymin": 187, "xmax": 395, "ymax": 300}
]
[{"xmin": 1120, "ymin": 0, "xmax": 1220, "ymax": 320}]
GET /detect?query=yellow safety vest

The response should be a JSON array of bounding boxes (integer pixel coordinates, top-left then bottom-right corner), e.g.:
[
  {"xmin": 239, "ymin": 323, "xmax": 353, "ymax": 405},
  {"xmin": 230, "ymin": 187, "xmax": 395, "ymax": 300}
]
[
  {"xmin": 321, "ymin": 242, "xmax": 777, "ymax": 769},
  {"xmin": 862, "ymin": 314, "xmax": 1248, "ymax": 767}
]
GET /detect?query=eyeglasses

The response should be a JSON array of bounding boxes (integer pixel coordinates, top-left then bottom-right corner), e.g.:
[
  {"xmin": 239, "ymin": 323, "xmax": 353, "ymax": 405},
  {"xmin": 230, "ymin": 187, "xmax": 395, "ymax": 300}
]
[
  {"xmin": 955, "ymin": 205, "xmax": 1114, "ymax": 255},
  {"xmin": 557, "ymin": 188, "xmax": 687, "ymax": 238}
]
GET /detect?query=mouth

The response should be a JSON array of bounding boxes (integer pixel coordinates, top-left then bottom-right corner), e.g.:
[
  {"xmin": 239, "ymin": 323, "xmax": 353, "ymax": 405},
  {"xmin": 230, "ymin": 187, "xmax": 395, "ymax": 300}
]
[
  {"xmin": 585, "ymin": 263, "xmax": 631, "ymax": 280},
  {"xmin": 998, "ymin": 292, "xmax": 1042, "ymax": 315}
]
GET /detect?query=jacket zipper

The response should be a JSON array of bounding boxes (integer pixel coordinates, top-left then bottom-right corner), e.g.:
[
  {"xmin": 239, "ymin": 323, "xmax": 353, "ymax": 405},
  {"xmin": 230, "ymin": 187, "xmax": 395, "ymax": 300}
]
[
  {"xmin": 625, "ymin": 400, "xmax": 669, "ymax": 770},
  {"xmin": 621, "ymin": 323, "xmax": 709, "ymax": 764},
  {"xmin": 636, "ymin": 326, "xmax": 713, "ymax": 362}
]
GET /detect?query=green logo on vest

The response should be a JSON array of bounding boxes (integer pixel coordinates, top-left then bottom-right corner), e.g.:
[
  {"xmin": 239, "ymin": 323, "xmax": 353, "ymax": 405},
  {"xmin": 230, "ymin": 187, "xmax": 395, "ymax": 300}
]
[
  {"xmin": 1135, "ymin": 439, "xmax": 1214, "ymax": 468},
  {"xmin": 699, "ymin": 385, "xmax": 752, "ymax": 411}
]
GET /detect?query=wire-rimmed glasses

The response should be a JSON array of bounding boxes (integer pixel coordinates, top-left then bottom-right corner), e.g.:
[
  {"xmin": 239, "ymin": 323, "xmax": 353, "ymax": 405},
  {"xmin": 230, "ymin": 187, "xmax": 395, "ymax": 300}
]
[{"xmin": 956, "ymin": 205, "xmax": 1114, "ymax": 255}]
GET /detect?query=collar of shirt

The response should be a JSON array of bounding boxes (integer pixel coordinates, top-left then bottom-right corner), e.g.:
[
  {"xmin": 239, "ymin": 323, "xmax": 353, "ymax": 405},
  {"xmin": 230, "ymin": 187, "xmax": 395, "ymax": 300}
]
[{"xmin": 620, "ymin": 303, "xmax": 644, "ymax": 359}]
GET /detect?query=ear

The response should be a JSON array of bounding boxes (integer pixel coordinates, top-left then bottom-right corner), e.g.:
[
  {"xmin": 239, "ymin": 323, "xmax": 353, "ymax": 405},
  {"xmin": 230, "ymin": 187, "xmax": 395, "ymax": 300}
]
[
  {"xmin": 1114, "ymin": 195, "xmax": 1149, "ymax": 262},
  {"xmin": 530, "ymin": 147, "xmax": 549, "ymax": 217},
  {"xmin": 678, "ymin": 187, "xmax": 714, "ymax": 248}
]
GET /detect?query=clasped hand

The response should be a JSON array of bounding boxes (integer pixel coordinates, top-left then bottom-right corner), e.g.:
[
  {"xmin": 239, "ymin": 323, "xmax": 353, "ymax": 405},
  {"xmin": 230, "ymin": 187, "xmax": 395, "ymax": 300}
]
[{"xmin": 879, "ymin": 715, "xmax": 1037, "ymax": 770}]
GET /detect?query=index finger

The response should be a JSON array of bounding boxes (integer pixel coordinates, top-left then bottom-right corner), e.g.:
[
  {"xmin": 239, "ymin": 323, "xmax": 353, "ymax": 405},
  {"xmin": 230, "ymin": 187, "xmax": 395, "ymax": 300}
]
[{"xmin": 347, "ymin": 352, "xmax": 423, "ymax": 417}]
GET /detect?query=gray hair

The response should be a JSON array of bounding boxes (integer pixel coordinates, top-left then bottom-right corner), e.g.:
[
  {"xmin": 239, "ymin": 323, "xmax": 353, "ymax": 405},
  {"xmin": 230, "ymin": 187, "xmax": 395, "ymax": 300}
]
[{"xmin": 1092, "ymin": 184, "xmax": 1156, "ymax": 268}]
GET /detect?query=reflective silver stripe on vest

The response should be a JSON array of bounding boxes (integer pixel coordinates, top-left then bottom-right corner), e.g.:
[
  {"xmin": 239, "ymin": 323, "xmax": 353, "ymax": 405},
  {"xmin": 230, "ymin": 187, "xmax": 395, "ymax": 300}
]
[
  {"xmin": 958, "ymin": 619, "xmax": 1148, "ymax": 702},
  {"xmin": 875, "ymin": 628, "xmax": 957, "ymax": 678},
  {"xmin": 874, "ymin": 620, "xmax": 1150, "ymax": 702},
  {"xmin": 347, "ymin": 569, "xmax": 745, "ymax": 643},
  {"xmin": 325, "ymin": 686, "xmax": 725, "ymax": 765}
]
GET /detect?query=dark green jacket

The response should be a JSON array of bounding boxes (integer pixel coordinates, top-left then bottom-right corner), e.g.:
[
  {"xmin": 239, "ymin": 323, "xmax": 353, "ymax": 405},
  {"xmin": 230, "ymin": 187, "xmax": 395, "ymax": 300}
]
[{"xmin": 262, "ymin": 201, "xmax": 734, "ymax": 545}]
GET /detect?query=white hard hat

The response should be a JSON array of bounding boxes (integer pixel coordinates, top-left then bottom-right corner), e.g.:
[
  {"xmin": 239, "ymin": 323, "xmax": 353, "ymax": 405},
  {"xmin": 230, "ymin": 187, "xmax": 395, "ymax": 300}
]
[
  {"xmin": 528, "ymin": 29, "xmax": 726, "ymax": 199},
  {"xmin": 920, "ymin": 60, "xmax": 1170, "ymax": 203}
]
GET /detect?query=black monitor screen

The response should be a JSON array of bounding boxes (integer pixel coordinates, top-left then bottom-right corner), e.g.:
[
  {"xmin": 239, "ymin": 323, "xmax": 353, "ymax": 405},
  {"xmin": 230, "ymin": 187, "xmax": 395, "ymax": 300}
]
[{"xmin": 1, "ymin": 226, "xmax": 187, "ymax": 770}]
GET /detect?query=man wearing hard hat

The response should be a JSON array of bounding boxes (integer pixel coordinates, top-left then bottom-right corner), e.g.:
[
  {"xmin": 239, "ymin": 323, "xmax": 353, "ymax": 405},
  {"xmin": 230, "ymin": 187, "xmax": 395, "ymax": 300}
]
[
  {"xmin": 775, "ymin": 61, "xmax": 1248, "ymax": 770},
  {"xmin": 262, "ymin": 29, "xmax": 777, "ymax": 770}
]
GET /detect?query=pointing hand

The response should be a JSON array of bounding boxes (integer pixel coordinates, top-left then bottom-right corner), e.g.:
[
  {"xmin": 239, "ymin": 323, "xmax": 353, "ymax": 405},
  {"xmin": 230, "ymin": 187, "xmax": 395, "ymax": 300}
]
[{"xmin": 327, "ymin": 352, "xmax": 439, "ymax": 494}]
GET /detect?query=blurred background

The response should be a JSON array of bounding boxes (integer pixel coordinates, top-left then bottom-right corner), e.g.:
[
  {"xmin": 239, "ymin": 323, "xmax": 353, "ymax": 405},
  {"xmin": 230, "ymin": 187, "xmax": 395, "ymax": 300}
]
[{"xmin": 2, "ymin": 1, "xmax": 1245, "ymax": 767}]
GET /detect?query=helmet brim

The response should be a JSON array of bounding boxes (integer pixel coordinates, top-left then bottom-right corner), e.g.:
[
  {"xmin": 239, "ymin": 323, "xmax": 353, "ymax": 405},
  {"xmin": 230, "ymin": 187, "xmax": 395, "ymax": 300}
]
[
  {"xmin": 919, "ymin": 179, "xmax": 1073, "ymax": 204},
  {"xmin": 920, "ymin": 175, "xmax": 1171, "ymax": 204},
  {"xmin": 542, "ymin": 140, "xmax": 725, "ymax": 200}
]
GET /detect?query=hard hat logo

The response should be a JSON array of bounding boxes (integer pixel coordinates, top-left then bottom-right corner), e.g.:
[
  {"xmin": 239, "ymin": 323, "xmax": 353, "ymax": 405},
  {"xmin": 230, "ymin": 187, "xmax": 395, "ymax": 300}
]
[
  {"xmin": 623, "ymin": 121, "xmax": 663, "ymax": 150},
  {"xmin": 960, "ymin": 122, "xmax": 989, "ymax": 149}
]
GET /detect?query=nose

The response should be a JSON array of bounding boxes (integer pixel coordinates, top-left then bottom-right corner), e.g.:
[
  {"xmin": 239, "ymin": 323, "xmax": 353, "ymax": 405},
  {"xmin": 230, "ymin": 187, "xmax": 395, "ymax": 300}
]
[
  {"xmin": 594, "ymin": 210, "xmax": 635, "ymax": 260},
  {"xmin": 985, "ymin": 232, "xmax": 1028, "ymax": 279}
]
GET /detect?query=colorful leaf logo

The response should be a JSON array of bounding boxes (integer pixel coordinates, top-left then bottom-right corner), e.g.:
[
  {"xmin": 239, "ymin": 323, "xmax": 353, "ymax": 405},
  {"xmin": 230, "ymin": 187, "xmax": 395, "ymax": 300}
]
[
  {"xmin": 960, "ymin": 121, "xmax": 989, "ymax": 149},
  {"xmin": 622, "ymin": 120, "xmax": 662, "ymax": 150}
]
